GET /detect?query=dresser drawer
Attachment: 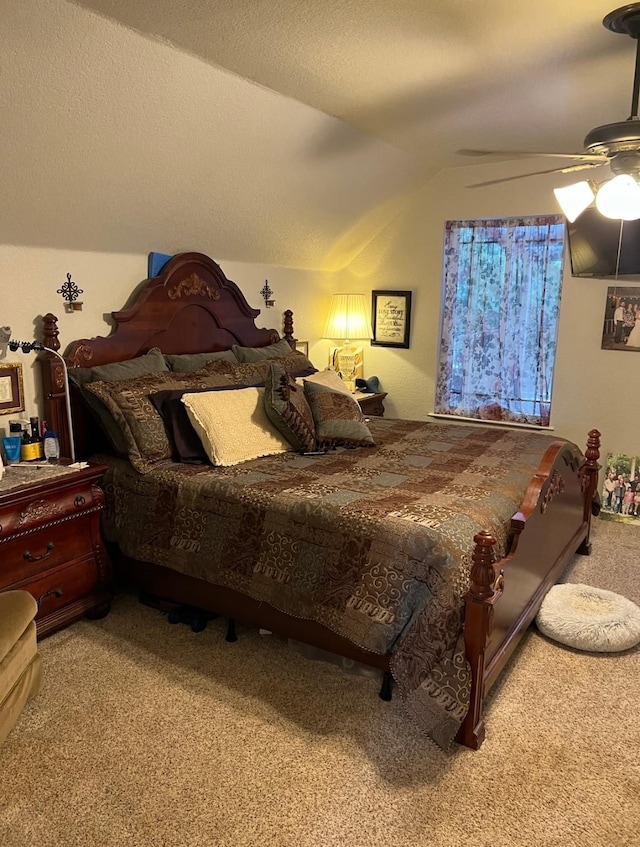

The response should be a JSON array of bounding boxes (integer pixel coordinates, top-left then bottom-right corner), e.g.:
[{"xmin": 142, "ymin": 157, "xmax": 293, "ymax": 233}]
[
  {"xmin": 23, "ymin": 558, "xmax": 101, "ymax": 621},
  {"xmin": 0, "ymin": 480, "xmax": 102, "ymax": 537},
  {"xmin": 0, "ymin": 513, "xmax": 97, "ymax": 586}
]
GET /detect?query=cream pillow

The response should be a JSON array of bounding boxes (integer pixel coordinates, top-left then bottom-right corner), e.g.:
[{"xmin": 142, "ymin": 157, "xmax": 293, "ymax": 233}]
[
  {"xmin": 181, "ymin": 387, "xmax": 291, "ymax": 466},
  {"xmin": 297, "ymin": 368, "xmax": 352, "ymax": 395}
]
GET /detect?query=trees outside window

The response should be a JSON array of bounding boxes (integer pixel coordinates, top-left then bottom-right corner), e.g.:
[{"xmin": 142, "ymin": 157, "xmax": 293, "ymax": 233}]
[{"xmin": 435, "ymin": 216, "xmax": 565, "ymax": 427}]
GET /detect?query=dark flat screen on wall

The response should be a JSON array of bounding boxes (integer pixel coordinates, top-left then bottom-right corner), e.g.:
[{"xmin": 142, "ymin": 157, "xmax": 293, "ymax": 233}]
[{"xmin": 567, "ymin": 209, "xmax": 640, "ymax": 278}]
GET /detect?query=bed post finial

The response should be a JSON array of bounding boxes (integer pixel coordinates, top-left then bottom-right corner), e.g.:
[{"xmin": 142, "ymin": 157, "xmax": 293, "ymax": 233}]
[
  {"xmin": 42, "ymin": 313, "xmax": 60, "ymax": 352},
  {"xmin": 577, "ymin": 429, "xmax": 601, "ymax": 555},
  {"xmin": 469, "ymin": 530, "xmax": 497, "ymax": 600},
  {"xmin": 283, "ymin": 309, "xmax": 297, "ymax": 350}
]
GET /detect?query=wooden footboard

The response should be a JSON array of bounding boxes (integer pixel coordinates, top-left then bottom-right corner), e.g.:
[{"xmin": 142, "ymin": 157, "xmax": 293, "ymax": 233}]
[{"xmin": 456, "ymin": 429, "xmax": 601, "ymax": 749}]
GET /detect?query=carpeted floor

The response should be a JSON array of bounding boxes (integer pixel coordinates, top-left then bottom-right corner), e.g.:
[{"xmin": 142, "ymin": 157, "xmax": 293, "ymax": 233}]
[{"xmin": 1, "ymin": 520, "xmax": 639, "ymax": 847}]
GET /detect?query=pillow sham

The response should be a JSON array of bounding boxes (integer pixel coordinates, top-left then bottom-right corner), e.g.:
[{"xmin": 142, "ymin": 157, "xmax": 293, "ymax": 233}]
[
  {"xmin": 198, "ymin": 355, "xmax": 316, "ymax": 382},
  {"xmin": 149, "ymin": 388, "xmax": 211, "ymax": 464},
  {"xmin": 298, "ymin": 368, "xmax": 353, "ymax": 396},
  {"xmin": 85, "ymin": 368, "xmax": 242, "ymax": 473},
  {"xmin": 303, "ymin": 380, "xmax": 375, "ymax": 449},
  {"xmin": 182, "ymin": 387, "xmax": 291, "ymax": 466},
  {"xmin": 164, "ymin": 350, "xmax": 237, "ymax": 372},
  {"xmin": 232, "ymin": 338, "xmax": 294, "ymax": 362},
  {"xmin": 68, "ymin": 347, "xmax": 169, "ymax": 387},
  {"xmin": 68, "ymin": 348, "xmax": 170, "ymax": 455},
  {"xmin": 264, "ymin": 364, "xmax": 316, "ymax": 453}
]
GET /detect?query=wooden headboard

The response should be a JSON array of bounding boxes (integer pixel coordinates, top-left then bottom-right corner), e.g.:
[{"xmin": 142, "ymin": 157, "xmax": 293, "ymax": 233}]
[{"xmin": 40, "ymin": 252, "xmax": 296, "ymax": 460}]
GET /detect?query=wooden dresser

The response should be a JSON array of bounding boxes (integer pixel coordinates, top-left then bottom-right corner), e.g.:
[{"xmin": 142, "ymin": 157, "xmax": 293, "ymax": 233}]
[{"xmin": 0, "ymin": 463, "xmax": 112, "ymax": 637}]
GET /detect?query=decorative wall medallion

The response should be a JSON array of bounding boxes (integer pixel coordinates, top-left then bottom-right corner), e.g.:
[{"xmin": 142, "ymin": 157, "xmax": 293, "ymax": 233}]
[
  {"xmin": 541, "ymin": 470, "xmax": 565, "ymax": 513},
  {"xmin": 168, "ymin": 274, "xmax": 220, "ymax": 300},
  {"xmin": 18, "ymin": 499, "xmax": 65, "ymax": 527}
]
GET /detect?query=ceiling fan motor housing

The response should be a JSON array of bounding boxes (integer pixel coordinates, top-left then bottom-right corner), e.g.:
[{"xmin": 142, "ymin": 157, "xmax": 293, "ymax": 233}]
[
  {"xmin": 584, "ymin": 120, "xmax": 640, "ymax": 173},
  {"xmin": 581, "ymin": 6, "xmax": 640, "ymax": 174}
]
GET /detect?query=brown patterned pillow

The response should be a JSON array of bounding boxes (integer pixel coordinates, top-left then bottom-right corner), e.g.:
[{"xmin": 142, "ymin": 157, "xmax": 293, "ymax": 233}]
[
  {"xmin": 164, "ymin": 350, "xmax": 237, "ymax": 372},
  {"xmin": 85, "ymin": 367, "xmax": 248, "ymax": 473},
  {"xmin": 264, "ymin": 364, "xmax": 316, "ymax": 453},
  {"xmin": 68, "ymin": 348, "xmax": 170, "ymax": 456},
  {"xmin": 304, "ymin": 380, "xmax": 375, "ymax": 449}
]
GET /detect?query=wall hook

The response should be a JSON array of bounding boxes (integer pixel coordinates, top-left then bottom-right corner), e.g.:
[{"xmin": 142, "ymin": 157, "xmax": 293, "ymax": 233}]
[
  {"xmin": 260, "ymin": 279, "xmax": 275, "ymax": 308},
  {"xmin": 57, "ymin": 272, "xmax": 84, "ymax": 312}
]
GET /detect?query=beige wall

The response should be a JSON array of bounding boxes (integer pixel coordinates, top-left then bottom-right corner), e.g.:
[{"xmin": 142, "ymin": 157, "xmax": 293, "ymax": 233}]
[
  {"xmin": 2, "ymin": 158, "xmax": 635, "ymax": 468},
  {"xmin": 0, "ymin": 245, "xmax": 332, "ymax": 435},
  {"xmin": 331, "ymin": 161, "xmax": 637, "ymax": 464}
]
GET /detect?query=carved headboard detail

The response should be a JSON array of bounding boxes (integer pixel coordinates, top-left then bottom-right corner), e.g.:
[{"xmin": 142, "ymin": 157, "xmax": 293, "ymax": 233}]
[{"xmin": 40, "ymin": 252, "xmax": 296, "ymax": 459}]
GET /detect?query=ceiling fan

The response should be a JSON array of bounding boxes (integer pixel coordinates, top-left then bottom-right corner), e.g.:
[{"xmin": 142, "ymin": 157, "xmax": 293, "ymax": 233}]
[{"xmin": 463, "ymin": 3, "xmax": 640, "ymax": 219}]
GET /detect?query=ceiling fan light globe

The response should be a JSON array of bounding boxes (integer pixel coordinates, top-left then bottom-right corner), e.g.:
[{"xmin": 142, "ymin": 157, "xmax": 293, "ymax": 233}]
[
  {"xmin": 553, "ymin": 181, "xmax": 595, "ymax": 222},
  {"xmin": 595, "ymin": 174, "xmax": 640, "ymax": 221}
]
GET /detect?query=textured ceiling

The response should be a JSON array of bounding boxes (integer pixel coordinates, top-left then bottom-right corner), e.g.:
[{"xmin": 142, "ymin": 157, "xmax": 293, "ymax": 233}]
[{"xmin": 2, "ymin": 0, "xmax": 636, "ymax": 269}]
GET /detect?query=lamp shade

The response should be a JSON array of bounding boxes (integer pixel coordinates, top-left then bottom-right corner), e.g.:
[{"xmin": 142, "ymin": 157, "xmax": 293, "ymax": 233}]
[
  {"xmin": 324, "ymin": 294, "xmax": 371, "ymax": 340},
  {"xmin": 553, "ymin": 181, "xmax": 595, "ymax": 223}
]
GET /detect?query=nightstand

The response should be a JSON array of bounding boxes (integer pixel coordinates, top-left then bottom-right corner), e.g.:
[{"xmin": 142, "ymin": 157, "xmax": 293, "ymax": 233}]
[
  {"xmin": 0, "ymin": 463, "xmax": 112, "ymax": 638},
  {"xmin": 354, "ymin": 392, "xmax": 388, "ymax": 417}
]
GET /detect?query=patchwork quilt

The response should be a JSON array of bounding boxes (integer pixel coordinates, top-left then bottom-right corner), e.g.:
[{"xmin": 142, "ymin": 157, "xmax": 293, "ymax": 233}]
[{"xmin": 99, "ymin": 418, "xmax": 558, "ymax": 747}]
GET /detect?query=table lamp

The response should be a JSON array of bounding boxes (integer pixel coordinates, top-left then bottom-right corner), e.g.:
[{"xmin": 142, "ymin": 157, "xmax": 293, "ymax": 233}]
[{"xmin": 324, "ymin": 294, "xmax": 371, "ymax": 392}]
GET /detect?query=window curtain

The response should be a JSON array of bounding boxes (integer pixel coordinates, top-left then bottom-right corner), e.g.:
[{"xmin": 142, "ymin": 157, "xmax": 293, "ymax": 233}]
[{"xmin": 435, "ymin": 216, "xmax": 565, "ymax": 427}]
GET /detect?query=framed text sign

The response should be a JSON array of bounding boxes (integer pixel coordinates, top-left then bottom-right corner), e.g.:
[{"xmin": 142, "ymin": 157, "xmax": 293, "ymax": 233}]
[
  {"xmin": 371, "ymin": 290, "xmax": 412, "ymax": 348},
  {"xmin": 0, "ymin": 362, "xmax": 25, "ymax": 414}
]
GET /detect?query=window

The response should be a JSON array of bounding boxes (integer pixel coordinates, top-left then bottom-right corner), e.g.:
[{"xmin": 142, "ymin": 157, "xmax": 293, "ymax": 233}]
[{"xmin": 435, "ymin": 216, "xmax": 565, "ymax": 428}]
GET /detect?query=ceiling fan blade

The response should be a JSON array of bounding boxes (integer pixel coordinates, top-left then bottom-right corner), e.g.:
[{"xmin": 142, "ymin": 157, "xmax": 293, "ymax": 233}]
[
  {"xmin": 466, "ymin": 162, "xmax": 604, "ymax": 189},
  {"xmin": 457, "ymin": 148, "xmax": 608, "ymax": 163}
]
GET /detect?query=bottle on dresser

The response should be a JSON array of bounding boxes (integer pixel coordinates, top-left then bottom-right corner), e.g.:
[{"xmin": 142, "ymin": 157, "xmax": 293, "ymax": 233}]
[
  {"xmin": 19, "ymin": 416, "xmax": 44, "ymax": 462},
  {"xmin": 30, "ymin": 417, "xmax": 44, "ymax": 460},
  {"xmin": 42, "ymin": 421, "xmax": 60, "ymax": 463}
]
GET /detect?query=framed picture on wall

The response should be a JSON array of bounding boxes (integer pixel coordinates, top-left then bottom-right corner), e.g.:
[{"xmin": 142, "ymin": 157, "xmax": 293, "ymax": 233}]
[
  {"xmin": 0, "ymin": 362, "xmax": 25, "ymax": 414},
  {"xmin": 601, "ymin": 286, "xmax": 640, "ymax": 350},
  {"xmin": 371, "ymin": 290, "xmax": 412, "ymax": 348}
]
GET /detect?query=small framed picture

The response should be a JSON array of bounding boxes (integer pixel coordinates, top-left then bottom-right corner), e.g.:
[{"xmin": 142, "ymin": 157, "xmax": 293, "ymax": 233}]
[
  {"xmin": 296, "ymin": 340, "xmax": 309, "ymax": 356},
  {"xmin": 601, "ymin": 452, "xmax": 640, "ymax": 525},
  {"xmin": 0, "ymin": 362, "xmax": 25, "ymax": 414},
  {"xmin": 371, "ymin": 290, "xmax": 412, "ymax": 348}
]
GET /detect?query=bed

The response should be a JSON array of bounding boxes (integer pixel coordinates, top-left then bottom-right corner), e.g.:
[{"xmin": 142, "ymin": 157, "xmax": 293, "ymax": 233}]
[{"xmin": 39, "ymin": 252, "xmax": 601, "ymax": 749}]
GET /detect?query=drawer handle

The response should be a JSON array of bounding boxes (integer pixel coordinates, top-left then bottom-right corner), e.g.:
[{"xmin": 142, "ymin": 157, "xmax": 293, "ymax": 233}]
[
  {"xmin": 23, "ymin": 542, "xmax": 55, "ymax": 562},
  {"xmin": 74, "ymin": 495, "xmax": 86, "ymax": 508},
  {"xmin": 36, "ymin": 588, "xmax": 64, "ymax": 607}
]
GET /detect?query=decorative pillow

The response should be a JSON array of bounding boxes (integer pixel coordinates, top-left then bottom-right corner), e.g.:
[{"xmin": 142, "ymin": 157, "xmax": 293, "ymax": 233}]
[
  {"xmin": 68, "ymin": 348, "xmax": 170, "ymax": 455},
  {"xmin": 298, "ymin": 368, "xmax": 352, "ymax": 396},
  {"xmin": 68, "ymin": 348, "xmax": 169, "ymax": 386},
  {"xmin": 303, "ymin": 380, "xmax": 375, "ymax": 449},
  {"xmin": 232, "ymin": 338, "xmax": 294, "ymax": 362},
  {"xmin": 164, "ymin": 350, "xmax": 237, "ymax": 372},
  {"xmin": 198, "ymin": 355, "xmax": 316, "ymax": 382},
  {"xmin": 182, "ymin": 388, "xmax": 291, "ymax": 466},
  {"xmin": 85, "ymin": 369, "xmax": 241, "ymax": 473},
  {"xmin": 149, "ymin": 388, "xmax": 212, "ymax": 464},
  {"xmin": 264, "ymin": 364, "xmax": 316, "ymax": 453}
]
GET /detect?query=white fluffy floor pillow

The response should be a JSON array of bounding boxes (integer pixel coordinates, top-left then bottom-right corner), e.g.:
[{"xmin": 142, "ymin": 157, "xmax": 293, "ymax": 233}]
[{"xmin": 536, "ymin": 584, "xmax": 640, "ymax": 652}]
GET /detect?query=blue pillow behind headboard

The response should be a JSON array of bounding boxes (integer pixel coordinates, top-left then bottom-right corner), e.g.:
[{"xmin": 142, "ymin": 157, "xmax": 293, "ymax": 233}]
[{"xmin": 148, "ymin": 252, "xmax": 173, "ymax": 278}]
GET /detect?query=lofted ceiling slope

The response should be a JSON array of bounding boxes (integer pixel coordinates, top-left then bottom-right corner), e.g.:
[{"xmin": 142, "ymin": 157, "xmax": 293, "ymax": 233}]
[{"xmin": 2, "ymin": 0, "xmax": 637, "ymax": 269}]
